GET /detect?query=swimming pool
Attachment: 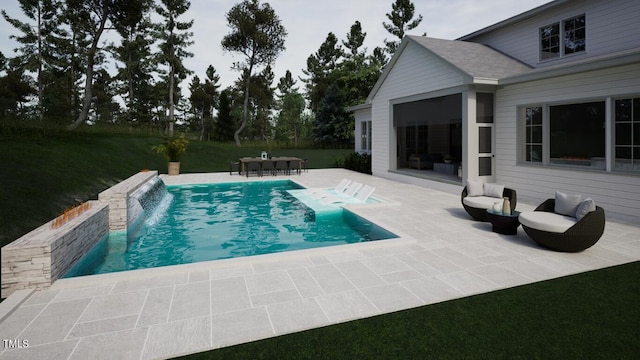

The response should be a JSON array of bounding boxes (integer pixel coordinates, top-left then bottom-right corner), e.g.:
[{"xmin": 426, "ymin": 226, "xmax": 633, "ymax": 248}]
[{"xmin": 66, "ymin": 180, "xmax": 397, "ymax": 277}]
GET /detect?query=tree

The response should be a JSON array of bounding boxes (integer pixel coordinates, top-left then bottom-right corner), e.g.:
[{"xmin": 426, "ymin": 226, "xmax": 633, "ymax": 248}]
[
  {"xmin": 221, "ymin": 0, "xmax": 287, "ymax": 146},
  {"xmin": 2, "ymin": 0, "xmax": 64, "ymax": 122},
  {"xmin": 313, "ymin": 82, "xmax": 352, "ymax": 146},
  {"xmin": 337, "ymin": 21, "xmax": 380, "ymax": 107},
  {"xmin": 65, "ymin": 0, "xmax": 137, "ymax": 130},
  {"xmin": 301, "ymin": 32, "xmax": 343, "ymax": 114},
  {"xmin": 275, "ymin": 71, "xmax": 305, "ymax": 146},
  {"xmin": 91, "ymin": 68, "xmax": 120, "ymax": 123},
  {"xmin": 154, "ymin": 0, "xmax": 194, "ymax": 136},
  {"xmin": 114, "ymin": 1, "xmax": 156, "ymax": 126},
  {"xmin": 383, "ymin": 0, "xmax": 423, "ymax": 55},
  {"xmin": 214, "ymin": 89, "xmax": 235, "ymax": 142},
  {"xmin": 250, "ymin": 65, "xmax": 275, "ymax": 142},
  {"xmin": 343, "ymin": 20, "xmax": 366, "ymax": 58},
  {"xmin": 189, "ymin": 65, "xmax": 220, "ymax": 140},
  {"xmin": 0, "ymin": 67, "xmax": 35, "ymax": 118}
]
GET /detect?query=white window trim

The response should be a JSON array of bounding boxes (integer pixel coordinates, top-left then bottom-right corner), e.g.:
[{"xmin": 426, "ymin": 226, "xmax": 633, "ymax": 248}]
[{"xmin": 539, "ymin": 14, "xmax": 586, "ymax": 62}]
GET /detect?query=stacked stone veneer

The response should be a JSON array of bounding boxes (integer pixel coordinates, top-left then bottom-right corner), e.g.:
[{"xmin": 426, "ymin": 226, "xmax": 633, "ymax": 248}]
[
  {"xmin": 1, "ymin": 201, "xmax": 109, "ymax": 298},
  {"xmin": 1, "ymin": 171, "xmax": 159, "ymax": 298},
  {"xmin": 98, "ymin": 170, "xmax": 158, "ymax": 231}
]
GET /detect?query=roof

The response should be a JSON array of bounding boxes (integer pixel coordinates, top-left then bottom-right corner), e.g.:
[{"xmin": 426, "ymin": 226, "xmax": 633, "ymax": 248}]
[
  {"xmin": 408, "ymin": 36, "xmax": 532, "ymax": 80},
  {"xmin": 364, "ymin": 35, "xmax": 532, "ymax": 102}
]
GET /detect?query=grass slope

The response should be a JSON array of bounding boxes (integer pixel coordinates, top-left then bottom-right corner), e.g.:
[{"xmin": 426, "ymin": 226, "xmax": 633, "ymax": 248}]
[
  {"xmin": 1, "ymin": 131, "xmax": 350, "ymax": 247},
  {"xmin": 178, "ymin": 262, "xmax": 640, "ymax": 359}
]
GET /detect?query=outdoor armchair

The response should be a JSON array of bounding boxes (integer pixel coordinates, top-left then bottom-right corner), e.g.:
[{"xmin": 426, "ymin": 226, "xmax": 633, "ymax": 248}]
[
  {"xmin": 519, "ymin": 198, "xmax": 605, "ymax": 252},
  {"xmin": 461, "ymin": 185, "xmax": 517, "ymax": 222}
]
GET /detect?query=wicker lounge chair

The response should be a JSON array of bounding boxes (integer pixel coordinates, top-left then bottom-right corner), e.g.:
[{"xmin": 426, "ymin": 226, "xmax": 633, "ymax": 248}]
[
  {"xmin": 519, "ymin": 198, "xmax": 605, "ymax": 252},
  {"xmin": 461, "ymin": 186, "xmax": 517, "ymax": 221}
]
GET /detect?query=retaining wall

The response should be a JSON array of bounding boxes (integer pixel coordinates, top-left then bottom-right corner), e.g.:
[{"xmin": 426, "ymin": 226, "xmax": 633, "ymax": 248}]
[{"xmin": 1, "ymin": 201, "xmax": 109, "ymax": 298}]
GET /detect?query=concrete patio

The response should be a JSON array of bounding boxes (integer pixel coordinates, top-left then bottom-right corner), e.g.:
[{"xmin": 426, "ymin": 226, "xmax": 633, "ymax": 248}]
[{"xmin": 1, "ymin": 168, "xmax": 639, "ymax": 360}]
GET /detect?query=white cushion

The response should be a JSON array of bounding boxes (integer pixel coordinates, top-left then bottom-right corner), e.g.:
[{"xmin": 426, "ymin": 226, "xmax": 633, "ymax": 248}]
[
  {"xmin": 555, "ymin": 191, "xmax": 582, "ymax": 217},
  {"xmin": 483, "ymin": 183, "xmax": 504, "ymax": 198},
  {"xmin": 575, "ymin": 198, "xmax": 596, "ymax": 220},
  {"xmin": 463, "ymin": 196, "xmax": 501, "ymax": 210},
  {"xmin": 519, "ymin": 211, "xmax": 578, "ymax": 233},
  {"xmin": 466, "ymin": 179, "xmax": 483, "ymax": 197}
]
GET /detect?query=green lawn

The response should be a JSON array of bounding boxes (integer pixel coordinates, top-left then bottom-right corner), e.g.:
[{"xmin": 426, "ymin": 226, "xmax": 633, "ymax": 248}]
[{"xmin": 0, "ymin": 130, "xmax": 351, "ymax": 247}]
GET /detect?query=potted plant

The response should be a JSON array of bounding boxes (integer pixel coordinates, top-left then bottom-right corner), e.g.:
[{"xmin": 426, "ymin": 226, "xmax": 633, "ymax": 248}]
[{"xmin": 153, "ymin": 134, "xmax": 189, "ymax": 175}]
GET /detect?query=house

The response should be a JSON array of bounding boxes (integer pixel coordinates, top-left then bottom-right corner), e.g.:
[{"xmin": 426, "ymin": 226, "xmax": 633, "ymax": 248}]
[{"xmin": 351, "ymin": 0, "xmax": 640, "ymax": 223}]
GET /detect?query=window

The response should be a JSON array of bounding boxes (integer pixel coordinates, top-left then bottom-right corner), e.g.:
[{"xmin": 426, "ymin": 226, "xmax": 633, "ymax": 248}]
[
  {"xmin": 550, "ymin": 102, "xmax": 605, "ymax": 169},
  {"xmin": 540, "ymin": 14, "xmax": 585, "ymax": 60},
  {"xmin": 521, "ymin": 98, "xmax": 640, "ymax": 174},
  {"xmin": 540, "ymin": 24, "xmax": 559, "ymax": 60},
  {"xmin": 524, "ymin": 106, "xmax": 542, "ymax": 162},
  {"xmin": 360, "ymin": 120, "xmax": 372, "ymax": 152},
  {"xmin": 615, "ymin": 98, "xmax": 640, "ymax": 173},
  {"xmin": 563, "ymin": 15, "xmax": 586, "ymax": 55}
]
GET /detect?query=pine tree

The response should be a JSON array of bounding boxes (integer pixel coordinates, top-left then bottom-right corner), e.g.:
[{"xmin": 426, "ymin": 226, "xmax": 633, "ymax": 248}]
[
  {"xmin": 313, "ymin": 82, "xmax": 351, "ymax": 146},
  {"xmin": 301, "ymin": 32, "xmax": 343, "ymax": 114},
  {"xmin": 154, "ymin": 0, "xmax": 194, "ymax": 136},
  {"xmin": 215, "ymin": 90, "xmax": 235, "ymax": 142},
  {"xmin": 2, "ymin": 0, "xmax": 65, "ymax": 122},
  {"xmin": 383, "ymin": 0, "xmax": 423, "ymax": 55},
  {"xmin": 221, "ymin": 0, "xmax": 286, "ymax": 146}
]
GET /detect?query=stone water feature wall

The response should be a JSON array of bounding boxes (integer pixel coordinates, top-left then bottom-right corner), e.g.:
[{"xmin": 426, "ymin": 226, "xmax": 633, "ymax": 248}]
[
  {"xmin": 1, "ymin": 201, "xmax": 109, "ymax": 298},
  {"xmin": 1, "ymin": 171, "xmax": 160, "ymax": 298},
  {"xmin": 98, "ymin": 170, "xmax": 158, "ymax": 231}
]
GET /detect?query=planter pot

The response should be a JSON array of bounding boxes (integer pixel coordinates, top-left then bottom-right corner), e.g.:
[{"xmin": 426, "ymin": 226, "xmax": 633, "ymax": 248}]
[{"xmin": 168, "ymin": 162, "xmax": 180, "ymax": 176}]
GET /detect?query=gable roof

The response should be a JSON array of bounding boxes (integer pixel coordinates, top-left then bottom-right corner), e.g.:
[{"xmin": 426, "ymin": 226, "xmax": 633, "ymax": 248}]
[
  {"xmin": 366, "ymin": 35, "xmax": 532, "ymax": 102},
  {"xmin": 408, "ymin": 36, "xmax": 532, "ymax": 80}
]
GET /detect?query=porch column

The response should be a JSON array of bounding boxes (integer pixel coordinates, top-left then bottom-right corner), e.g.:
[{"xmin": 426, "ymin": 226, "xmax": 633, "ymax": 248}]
[{"xmin": 462, "ymin": 89, "xmax": 478, "ymax": 181}]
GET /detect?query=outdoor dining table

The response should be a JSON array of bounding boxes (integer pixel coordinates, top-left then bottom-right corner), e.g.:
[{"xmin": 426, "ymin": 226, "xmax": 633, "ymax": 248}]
[{"xmin": 239, "ymin": 156, "xmax": 303, "ymax": 177}]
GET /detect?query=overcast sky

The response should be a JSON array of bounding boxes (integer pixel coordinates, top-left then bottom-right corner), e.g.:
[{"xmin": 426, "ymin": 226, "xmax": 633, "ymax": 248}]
[{"xmin": 1, "ymin": 0, "xmax": 552, "ymax": 92}]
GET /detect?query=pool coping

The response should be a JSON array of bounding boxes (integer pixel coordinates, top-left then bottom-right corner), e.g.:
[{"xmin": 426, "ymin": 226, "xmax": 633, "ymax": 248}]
[{"xmin": 1, "ymin": 169, "xmax": 639, "ymax": 360}]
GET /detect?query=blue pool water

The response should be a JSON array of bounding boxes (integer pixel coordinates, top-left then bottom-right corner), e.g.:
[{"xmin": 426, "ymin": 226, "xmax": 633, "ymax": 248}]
[{"xmin": 66, "ymin": 180, "xmax": 397, "ymax": 277}]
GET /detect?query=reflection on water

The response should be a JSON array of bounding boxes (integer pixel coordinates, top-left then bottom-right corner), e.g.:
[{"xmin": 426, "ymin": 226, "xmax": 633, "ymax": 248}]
[{"xmin": 66, "ymin": 180, "xmax": 397, "ymax": 277}]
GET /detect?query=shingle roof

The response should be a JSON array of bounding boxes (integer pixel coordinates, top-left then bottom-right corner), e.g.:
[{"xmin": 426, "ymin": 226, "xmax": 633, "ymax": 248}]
[{"xmin": 407, "ymin": 35, "xmax": 532, "ymax": 80}]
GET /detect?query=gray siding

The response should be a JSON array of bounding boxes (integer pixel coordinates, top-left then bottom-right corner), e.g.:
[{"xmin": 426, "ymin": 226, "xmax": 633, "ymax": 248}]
[
  {"xmin": 470, "ymin": 0, "xmax": 640, "ymax": 68},
  {"xmin": 495, "ymin": 62, "xmax": 640, "ymax": 222},
  {"xmin": 371, "ymin": 42, "xmax": 466, "ymax": 176}
]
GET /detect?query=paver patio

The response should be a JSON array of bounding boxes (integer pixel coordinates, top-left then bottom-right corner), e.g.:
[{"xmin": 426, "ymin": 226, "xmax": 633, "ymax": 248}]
[{"xmin": 1, "ymin": 169, "xmax": 639, "ymax": 360}]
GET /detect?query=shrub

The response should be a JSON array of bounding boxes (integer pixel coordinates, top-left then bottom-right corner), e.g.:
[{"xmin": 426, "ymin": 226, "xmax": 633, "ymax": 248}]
[{"xmin": 334, "ymin": 152, "xmax": 372, "ymax": 174}]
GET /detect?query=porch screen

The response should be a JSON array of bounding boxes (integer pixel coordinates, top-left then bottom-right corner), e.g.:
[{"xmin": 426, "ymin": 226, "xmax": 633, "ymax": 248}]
[{"xmin": 394, "ymin": 94, "xmax": 462, "ymax": 169}]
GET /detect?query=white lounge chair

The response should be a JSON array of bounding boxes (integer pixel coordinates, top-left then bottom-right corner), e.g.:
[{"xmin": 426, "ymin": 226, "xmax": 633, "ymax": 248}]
[
  {"xmin": 354, "ymin": 185, "xmax": 375, "ymax": 202},
  {"xmin": 320, "ymin": 182, "xmax": 366, "ymax": 205},
  {"xmin": 308, "ymin": 178, "xmax": 351, "ymax": 199}
]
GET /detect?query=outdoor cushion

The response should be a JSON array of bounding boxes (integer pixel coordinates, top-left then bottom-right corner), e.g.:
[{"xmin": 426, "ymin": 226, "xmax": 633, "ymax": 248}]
[
  {"xmin": 519, "ymin": 211, "xmax": 579, "ymax": 233},
  {"xmin": 483, "ymin": 183, "xmax": 505, "ymax": 198},
  {"xmin": 555, "ymin": 191, "xmax": 582, "ymax": 217},
  {"xmin": 466, "ymin": 179, "xmax": 483, "ymax": 196},
  {"xmin": 463, "ymin": 195, "xmax": 501, "ymax": 210},
  {"xmin": 575, "ymin": 198, "xmax": 596, "ymax": 220}
]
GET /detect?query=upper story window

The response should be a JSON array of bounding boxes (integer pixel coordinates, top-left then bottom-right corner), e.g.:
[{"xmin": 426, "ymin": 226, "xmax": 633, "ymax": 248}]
[{"xmin": 540, "ymin": 14, "xmax": 586, "ymax": 61}]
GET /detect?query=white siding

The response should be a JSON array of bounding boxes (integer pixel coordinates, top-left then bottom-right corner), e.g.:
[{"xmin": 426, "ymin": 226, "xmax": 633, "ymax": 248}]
[
  {"xmin": 470, "ymin": 0, "xmax": 640, "ymax": 68},
  {"xmin": 371, "ymin": 42, "xmax": 466, "ymax": 176},
  {"xmin": 353, "ymin": 107, "xmax": 371, "ymax": 154},
  {"xmin": 495, "ymin": 62, "xmax": 640, "ymax": 222}
]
